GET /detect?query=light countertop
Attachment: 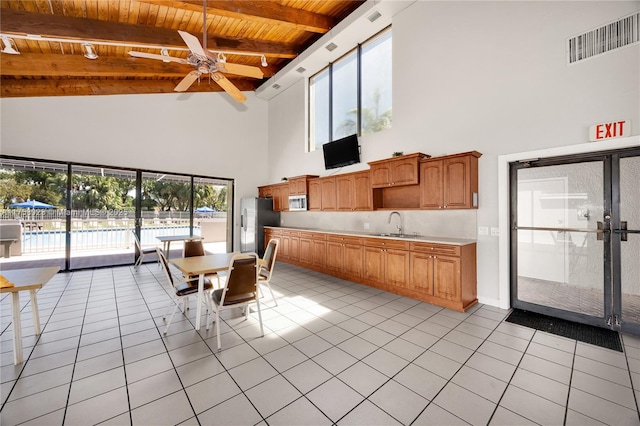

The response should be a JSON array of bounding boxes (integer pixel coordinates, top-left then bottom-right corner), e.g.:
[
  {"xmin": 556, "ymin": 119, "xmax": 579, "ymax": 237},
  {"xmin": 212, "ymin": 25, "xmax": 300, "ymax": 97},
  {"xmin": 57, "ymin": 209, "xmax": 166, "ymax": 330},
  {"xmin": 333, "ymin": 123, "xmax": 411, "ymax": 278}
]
[{"xmin": 265, "ymin": 226, "xmax": 476, "ymax": 246}]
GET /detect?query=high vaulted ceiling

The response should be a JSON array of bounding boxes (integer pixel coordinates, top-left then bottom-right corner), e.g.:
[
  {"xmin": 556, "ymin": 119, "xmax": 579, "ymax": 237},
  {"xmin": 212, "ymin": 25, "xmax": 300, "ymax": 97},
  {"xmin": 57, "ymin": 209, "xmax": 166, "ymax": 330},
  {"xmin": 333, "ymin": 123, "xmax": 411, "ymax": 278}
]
[{"xmin": 0, "ymin": 0, "xmax": 364, "ymax": 98}]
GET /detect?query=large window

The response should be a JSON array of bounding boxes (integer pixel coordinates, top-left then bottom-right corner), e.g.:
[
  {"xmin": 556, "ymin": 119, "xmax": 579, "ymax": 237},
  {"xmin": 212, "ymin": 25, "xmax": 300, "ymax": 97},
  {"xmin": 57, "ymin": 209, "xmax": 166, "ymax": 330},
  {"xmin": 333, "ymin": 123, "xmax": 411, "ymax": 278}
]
[{"xmin": 309, "ymin": 27, "xmax": 392, "ymax": 151}]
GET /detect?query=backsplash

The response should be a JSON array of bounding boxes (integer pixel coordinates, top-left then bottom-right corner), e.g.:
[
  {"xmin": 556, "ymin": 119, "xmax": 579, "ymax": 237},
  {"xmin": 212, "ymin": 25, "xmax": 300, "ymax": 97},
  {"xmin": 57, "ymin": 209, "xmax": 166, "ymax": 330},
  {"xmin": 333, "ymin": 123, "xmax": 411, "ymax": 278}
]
[{"xmin": 280, "ymin": 209, "xmax": 477, "ymax": 240}]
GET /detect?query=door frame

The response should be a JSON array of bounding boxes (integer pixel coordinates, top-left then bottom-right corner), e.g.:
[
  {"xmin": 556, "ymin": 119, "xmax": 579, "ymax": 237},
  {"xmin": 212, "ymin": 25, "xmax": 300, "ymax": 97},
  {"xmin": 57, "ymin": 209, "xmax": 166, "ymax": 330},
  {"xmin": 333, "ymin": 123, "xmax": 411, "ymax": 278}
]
[{"xmin": 497, "ymin": 136, "xmax": 640, "ymax": 310}]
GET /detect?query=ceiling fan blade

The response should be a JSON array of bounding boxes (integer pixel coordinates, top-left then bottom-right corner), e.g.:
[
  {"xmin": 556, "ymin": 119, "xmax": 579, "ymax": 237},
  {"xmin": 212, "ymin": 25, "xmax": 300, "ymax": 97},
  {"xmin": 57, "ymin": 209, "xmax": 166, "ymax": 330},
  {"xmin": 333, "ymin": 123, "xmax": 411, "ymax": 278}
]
[
  {"xmin": 211, "ymin": 72, "xmax": 247, "ymax": 103},
  {"xmin": 174, "ymin": 71, "xmax": 201, "ymax": 92},
  {"xmin": 128, "ymin": 51, "xmax": 189, "ymax": 64},
  {"xmin": 217, "ymin": 62, "xmax": 264, "ymax": 79},
  {"xmin": 178, "ymin": 30, "xmax": 207, "ymax": 57}
]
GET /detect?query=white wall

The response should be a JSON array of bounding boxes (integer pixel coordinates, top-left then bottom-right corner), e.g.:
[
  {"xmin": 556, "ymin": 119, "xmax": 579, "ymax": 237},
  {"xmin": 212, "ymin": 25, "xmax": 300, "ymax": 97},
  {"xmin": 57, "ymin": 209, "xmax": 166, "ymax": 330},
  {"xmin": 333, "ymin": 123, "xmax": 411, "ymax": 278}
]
[
  {"xmin": 0, "ymin": 91, "xmax": 269, "ymax": 248},
  {"xmin": 265, "ymin": 1, "xmax": 640, "ymax": 306}
]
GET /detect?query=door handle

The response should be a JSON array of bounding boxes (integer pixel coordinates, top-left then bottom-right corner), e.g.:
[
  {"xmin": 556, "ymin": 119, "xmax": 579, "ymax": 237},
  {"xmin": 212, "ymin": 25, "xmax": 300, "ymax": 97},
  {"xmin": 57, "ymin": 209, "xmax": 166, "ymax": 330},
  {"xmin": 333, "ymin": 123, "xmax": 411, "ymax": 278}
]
[
  {"xmin": 621, "ymin": 221, "xmax": 627, "ymax": 241},
  {"xmin": 597, "ymin": 221, "xmax": 604, "ymax": 240}
]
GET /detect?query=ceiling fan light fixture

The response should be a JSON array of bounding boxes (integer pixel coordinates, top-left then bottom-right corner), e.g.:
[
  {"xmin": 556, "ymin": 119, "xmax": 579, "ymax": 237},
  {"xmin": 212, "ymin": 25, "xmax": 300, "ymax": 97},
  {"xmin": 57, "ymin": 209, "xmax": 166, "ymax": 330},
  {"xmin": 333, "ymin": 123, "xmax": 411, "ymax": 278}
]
[
  {"xmin": 261, "ymin": 54, "xmax": 268, "ymax": 67},
  {"xmin": 83, "ymin": 43, "xmax": 98, "ymax": 60},
  {"xmin": 1, "ymin": 37, "xmax": 20, "ymax": 55},
  {"xmin": 160, "ymin": 48, "xmax": 171, "ymax": 63},
  {"xmin": 217, "ymin": 52, "xmax": 226, "ymax": 63}
]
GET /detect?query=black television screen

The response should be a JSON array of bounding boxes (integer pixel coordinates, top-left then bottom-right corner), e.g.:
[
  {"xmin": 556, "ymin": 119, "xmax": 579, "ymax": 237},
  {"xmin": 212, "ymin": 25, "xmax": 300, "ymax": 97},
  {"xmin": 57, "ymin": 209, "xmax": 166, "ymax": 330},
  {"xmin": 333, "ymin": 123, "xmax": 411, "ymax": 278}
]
[{"xmin": 322, "ymin": 134, "xmax": 360, "ymax": 170}]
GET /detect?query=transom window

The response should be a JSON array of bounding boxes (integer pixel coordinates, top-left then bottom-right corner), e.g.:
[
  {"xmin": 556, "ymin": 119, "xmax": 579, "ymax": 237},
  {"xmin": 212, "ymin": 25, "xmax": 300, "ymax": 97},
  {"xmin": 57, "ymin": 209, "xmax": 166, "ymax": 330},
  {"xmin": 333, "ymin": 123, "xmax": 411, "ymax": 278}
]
[{"xmin": 309, "ymin": 27, "xmax": 392, "ymax": 151}]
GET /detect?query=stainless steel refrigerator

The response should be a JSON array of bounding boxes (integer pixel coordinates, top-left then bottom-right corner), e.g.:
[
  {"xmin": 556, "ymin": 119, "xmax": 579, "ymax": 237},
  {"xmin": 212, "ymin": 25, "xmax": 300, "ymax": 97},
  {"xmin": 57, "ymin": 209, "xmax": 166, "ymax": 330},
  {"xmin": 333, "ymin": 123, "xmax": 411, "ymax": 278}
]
[{"xmin": 240, "ymin": 197, "xmax": 280, "ymax": 257}]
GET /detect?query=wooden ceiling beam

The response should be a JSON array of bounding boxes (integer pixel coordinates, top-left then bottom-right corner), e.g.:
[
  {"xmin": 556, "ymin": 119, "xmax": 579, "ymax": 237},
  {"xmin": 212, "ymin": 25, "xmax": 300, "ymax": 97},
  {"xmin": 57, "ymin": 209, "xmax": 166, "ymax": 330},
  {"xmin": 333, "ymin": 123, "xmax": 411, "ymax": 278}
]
[
  {"xmin": 0, "ymin": 53, "xmax": 276, "ymax": 78},
  {"xmin": 0, "ymin": 8, "xmax": 298, "ymax": 58},
  {"xmin": 136, "ymin": 0, "xmax": 336, "ymax": 34},
  {"xmin": 0, "ymin": 78, "xmax": 259, "ymax": 98}
]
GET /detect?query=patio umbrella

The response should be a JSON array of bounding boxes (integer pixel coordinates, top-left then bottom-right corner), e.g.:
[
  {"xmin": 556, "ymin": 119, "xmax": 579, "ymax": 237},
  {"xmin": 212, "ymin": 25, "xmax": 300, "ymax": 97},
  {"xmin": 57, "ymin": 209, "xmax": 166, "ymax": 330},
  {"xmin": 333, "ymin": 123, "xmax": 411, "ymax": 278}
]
[
  {"xmin": 195, "ymin": 206, "xmax": 215, "ymax": 212},
  {"xmin": 9, "ymin": 200, "xmax": 56, "ymax": 209}
]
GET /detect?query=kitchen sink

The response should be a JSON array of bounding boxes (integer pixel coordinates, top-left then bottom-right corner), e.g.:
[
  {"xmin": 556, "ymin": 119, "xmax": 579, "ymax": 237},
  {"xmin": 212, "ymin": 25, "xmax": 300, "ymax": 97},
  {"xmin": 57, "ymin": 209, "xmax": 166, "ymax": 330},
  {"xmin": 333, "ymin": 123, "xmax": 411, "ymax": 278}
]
[{"xmin": 376, "ymin": 233, "xmax": 415, "ymax": 238}]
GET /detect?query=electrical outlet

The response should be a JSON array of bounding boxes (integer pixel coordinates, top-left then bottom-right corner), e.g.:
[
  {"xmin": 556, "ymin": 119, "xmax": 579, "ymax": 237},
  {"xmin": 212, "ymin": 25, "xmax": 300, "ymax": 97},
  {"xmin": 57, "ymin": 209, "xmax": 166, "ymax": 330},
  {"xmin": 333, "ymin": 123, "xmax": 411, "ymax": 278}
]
[
  {"xmin": 364, "ymin": 223, "xmax": 370, "ymax": 230},
  {"xmin": 490, "ymin": 227, "xmax": 499, "ymax": 236},
  {"xmin": 478, "ymin": 226, "xmax": 489, "ymax": 236}
]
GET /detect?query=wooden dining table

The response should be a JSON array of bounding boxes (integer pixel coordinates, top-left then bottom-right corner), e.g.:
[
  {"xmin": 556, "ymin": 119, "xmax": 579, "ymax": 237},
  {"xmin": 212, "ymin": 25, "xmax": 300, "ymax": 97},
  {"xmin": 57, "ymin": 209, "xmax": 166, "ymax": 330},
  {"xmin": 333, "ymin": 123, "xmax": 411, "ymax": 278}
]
[
  {"xmin": 1, "ymin": 266, "xmax": 60, "ymax": 364},
  {"xmin": 170, "ymin": 252, "xmax": 238, "ymax": 331}
]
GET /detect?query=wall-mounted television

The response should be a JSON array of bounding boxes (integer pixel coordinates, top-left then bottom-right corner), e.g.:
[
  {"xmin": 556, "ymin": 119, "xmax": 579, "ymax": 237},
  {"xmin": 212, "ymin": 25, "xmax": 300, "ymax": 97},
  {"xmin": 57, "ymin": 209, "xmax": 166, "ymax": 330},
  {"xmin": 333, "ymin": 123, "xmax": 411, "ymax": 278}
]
[{"xmin": 322, "ymin": 134, "xmax": 360, "ymax": 170}]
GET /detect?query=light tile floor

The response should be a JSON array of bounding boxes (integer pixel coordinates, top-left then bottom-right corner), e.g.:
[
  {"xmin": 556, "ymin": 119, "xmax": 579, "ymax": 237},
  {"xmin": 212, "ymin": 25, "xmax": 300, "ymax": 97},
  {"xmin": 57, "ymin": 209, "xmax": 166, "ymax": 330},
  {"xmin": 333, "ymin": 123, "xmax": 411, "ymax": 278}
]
[{"xmin": 1, "ymin": 262, "xmax": 639, "ymax": 425}]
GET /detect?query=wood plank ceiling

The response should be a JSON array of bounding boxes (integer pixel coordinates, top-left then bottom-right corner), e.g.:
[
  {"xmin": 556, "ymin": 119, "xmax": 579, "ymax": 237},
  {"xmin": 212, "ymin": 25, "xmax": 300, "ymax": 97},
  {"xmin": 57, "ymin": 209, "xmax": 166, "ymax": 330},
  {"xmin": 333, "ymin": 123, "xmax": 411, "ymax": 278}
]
[{"xmin": 0, "ymin": 0, "xmax": 364, "ymax": 98}]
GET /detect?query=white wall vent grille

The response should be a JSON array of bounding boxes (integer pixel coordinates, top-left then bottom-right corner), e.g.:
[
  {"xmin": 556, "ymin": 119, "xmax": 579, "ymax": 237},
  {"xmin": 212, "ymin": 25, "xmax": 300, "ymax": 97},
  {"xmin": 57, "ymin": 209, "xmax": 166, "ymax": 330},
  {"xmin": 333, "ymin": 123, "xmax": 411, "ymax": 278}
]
[{"xmin": 568, "ymin": 11, "xmax": 639, "ymax": 64}]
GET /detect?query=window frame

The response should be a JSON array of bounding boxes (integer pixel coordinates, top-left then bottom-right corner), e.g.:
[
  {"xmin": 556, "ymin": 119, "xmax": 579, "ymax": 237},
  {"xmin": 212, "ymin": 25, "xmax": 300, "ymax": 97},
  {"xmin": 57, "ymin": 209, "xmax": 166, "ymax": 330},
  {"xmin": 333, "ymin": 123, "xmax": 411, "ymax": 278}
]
[{"xmin": 308, "ymin": 26, "xmax": 391, "ymax": 152}]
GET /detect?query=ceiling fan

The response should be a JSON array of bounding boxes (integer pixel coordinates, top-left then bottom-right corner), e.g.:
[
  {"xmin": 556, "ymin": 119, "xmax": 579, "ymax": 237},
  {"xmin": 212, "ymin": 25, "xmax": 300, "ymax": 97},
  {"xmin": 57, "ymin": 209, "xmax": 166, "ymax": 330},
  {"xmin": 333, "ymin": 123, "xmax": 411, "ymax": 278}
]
[{"xmin": 127, "ymin": 2, "xmax": 263, "ymax": 103}]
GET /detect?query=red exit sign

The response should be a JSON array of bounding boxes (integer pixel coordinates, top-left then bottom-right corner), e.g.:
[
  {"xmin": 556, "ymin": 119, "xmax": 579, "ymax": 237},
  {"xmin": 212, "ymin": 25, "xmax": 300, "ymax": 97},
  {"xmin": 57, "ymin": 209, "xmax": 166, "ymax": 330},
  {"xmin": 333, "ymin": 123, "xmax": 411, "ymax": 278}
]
[{"xmin": 589, "ymin": 120, "xmax": 631, "ymax": 142}]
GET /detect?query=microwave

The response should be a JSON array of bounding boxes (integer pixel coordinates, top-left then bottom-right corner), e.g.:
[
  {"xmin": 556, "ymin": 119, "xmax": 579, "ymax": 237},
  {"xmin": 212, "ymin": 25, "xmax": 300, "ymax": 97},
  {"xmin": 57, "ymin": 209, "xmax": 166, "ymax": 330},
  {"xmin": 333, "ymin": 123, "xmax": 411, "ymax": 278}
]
[{"xmin": 288, "ymin": 195, "xmax": 308, "ymax": 211}]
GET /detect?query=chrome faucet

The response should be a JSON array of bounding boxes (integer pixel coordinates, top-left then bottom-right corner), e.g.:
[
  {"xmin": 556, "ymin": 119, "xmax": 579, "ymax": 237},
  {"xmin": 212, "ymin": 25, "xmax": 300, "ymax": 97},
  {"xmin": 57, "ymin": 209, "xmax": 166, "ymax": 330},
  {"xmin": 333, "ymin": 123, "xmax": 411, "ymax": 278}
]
[{"xmin": 388, "ymin": 211, "xmax": 403, "ymax": 235}]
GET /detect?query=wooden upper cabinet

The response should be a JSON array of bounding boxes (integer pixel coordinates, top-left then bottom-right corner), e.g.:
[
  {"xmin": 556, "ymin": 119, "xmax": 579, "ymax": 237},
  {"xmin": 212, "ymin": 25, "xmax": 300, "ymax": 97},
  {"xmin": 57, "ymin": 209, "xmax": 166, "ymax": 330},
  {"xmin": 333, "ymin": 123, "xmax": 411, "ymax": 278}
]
[
  {"xmin": 368, "ymin": 153, "xmax": 428, "ymax": 188},
  {"xmin": 258, "ymin": 185, "xmax": 272, "ymax": 198},
  {"xmin": 320, "ymin": 177, "xmax": 336, "ymax": 211},
  {"xmin": 353, "ymin": 171, "xmax": 372, "ymax": 211},
  {"xmin": 420, "ymin": 151, "xmax": 481, "ymax": 209},
  {"xmin": 419, "ymin": 159, "xmax": 444, "ymax": 209},
  {"xmin": 287, "ymin": 175, "xmax": 318, "ymax": 196},
  {"xmin": 336, "ymin": 175, "xmax": 354, "ymax": 211},
  {"xmin": 308, "ymin": 179, "xmax": 322, "ymax": 211}
]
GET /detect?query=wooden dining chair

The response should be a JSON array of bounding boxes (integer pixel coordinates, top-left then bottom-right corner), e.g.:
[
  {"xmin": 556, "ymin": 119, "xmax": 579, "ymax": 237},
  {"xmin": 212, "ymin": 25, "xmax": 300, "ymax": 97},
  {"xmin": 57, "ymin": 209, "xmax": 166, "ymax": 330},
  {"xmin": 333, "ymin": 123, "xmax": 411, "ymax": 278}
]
[
  {"xmin": 206, "ymin": 253, "xmax": 264, "ymax": 350},
  {"xmin": 132, "ymin": 230, "xmax": 157, "ymax": 269},
  {"xmin": 183, "ymin": 239, "xmax": 220, "ymax": 288},
  {"xmin": 259, "ymin": 239, "xmax": 279, "ymax": 306},
  {"xmin": 157, "ymin": 247, "xmax": 213, "ymax": 334}
]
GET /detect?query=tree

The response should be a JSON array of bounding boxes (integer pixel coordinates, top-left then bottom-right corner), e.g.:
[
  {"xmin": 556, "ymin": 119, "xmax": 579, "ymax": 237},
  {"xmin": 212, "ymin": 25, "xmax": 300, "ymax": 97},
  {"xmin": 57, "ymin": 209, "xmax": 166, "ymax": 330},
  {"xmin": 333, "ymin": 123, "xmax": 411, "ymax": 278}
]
[
  {"xmin": 336, "ymin": 88, "xmax": 392, "ymax": 137},
  {"xmin": 0, "ymin": 171, "xmax": 32, "ymax": 208}
]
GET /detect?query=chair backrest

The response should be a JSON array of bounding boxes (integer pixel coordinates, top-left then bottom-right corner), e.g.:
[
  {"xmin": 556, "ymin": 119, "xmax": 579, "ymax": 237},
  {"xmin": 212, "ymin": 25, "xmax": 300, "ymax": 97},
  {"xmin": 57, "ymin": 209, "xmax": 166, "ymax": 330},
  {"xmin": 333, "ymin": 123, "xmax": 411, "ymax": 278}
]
[
  {"xmin": 220, "ymin": 253, "xmax": 259, "ymax": 305},
  {"xmin": 132, "ymin": 230, "xmax": 142, "ymax": 251},
  {"xmin": 262, "ymin": 239, "xmax": 279, "ymax": 275},
  {"xmin": 183, "ymin": 239, "xmax": 205, "ymax": 258},
  {"xmin": 156, "ymin": 247, "xmax": 175, "ymax": 287}
]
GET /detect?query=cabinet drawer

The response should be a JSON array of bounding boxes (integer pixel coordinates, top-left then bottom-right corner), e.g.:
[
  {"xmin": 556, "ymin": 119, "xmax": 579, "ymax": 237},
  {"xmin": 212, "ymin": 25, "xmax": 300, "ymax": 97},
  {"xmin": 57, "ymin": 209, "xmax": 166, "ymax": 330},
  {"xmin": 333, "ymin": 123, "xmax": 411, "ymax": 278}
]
[
  {"xmin": 326, "ymin": 235, "xmax": 362, "ymax": 245},
  {"xmin": 284, "ymin": 230, "xmax": 300, "ymax": 237},
  {"xmin": 299, "ymin": 232, "xmax": 315, "ymax": 239},
  {"xmin": 363, "ymin": 238, "xmax": 410, "ymax": 251},
  {"xmin": 312, "ymin": 233, "xmax": 327, "ymax": 241},
  {"xmin": 267, "ymin": 228, "xmax": 283, "ymax": 236},
  {"xmin": 410, "ymin": 242, "xmax": 461, "ymax": 256}
]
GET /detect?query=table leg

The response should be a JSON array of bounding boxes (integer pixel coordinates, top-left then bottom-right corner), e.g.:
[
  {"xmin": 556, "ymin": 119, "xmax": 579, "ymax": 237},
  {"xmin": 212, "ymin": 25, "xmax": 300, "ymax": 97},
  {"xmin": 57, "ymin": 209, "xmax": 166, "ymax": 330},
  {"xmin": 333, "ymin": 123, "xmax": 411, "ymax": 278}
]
[
  {"xmin": 195, "ymin": 273, "xmax": 204, "ymax": 330},
  {"xmin": 164, "ymin": 241, "xmax": 171, "ymax": 258},
  {"xmin": 11, "ymin": 292, "xmax": 23, "ymax": 365},
  {"xmin": 29, "ymin": 289, "xmax": 41, "ymax": 335}
]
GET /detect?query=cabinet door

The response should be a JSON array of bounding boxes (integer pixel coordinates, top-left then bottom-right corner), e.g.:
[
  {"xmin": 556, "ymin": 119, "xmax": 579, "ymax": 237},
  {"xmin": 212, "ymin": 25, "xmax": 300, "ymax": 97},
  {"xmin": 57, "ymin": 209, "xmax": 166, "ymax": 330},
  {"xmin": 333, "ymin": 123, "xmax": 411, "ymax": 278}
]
[
  {"xmin": 363, "ymin": 246, "xmax": 385, "ymax": 285},
  {"xmin": 420, "ymin": 160, "xmax": 444, "ymax": 209},
  {"xmin": 390, "ymin": 158, "xmax": 419, "ymax": 186},
  {"xmin": 410, "ymin": 252, "xmax": 434, "ymax": 295},
  {"xmin": 296, "ymin": 179, "xmax": 307, "ymax": 195},
  {"xmin": 343, "ymin": 244, "xmax": 362, "ymax": 278},
  {"xmin": 289, "ymin": 236, "xmax": 300, "ymax": 261},
  {"xmin": 271, "ymin": 186, "xmax": 281, "ymax": 211},
  {"xmin": 385, "ymin": 249, "xmax": 410, "ymax": 288},
  {"xmin": 299, "ymin": 238, "xmax": 313, "ymax": 265},
  {"xmin": 321, "ymin": 178, "xmax": 337, "ymax": 211},
  {"xmin": 444, "ymin": 156, "xmax": 471, "ymax": 208},
  {"xmin": 433, "ymin": 255, "xmax": 461, "ymax": 301},
  {"xmin": 336, "ymin": 174, "xmax": 354, "ymax": 211},
  {"xmin": 326, "ymin": 241, "xmax": 343, "ymax": 272},
  {"xmin": 312, "ymin": 239, "xmax": 326, "ymax": 268},
  {"xmin": 308, "ymin": 180, "xmax": 322, "ymax": 211},
  {"xmin": 279, "ymin": 184, "xmax": 290, "ymax": 211},
  {"xmin": 353, "ymin": 171, "xmax": 372, "ymax": 211},
  {"xmin": 280, "ymin": 235, "xmax": 290, "ymax": 259},
  {"xmin": 289, "ymin": 180, "xmax": 299, "ymax": 196},
  {"xmin": 370, "ymin": 164, "xmax": 391, "ymax": 188}
]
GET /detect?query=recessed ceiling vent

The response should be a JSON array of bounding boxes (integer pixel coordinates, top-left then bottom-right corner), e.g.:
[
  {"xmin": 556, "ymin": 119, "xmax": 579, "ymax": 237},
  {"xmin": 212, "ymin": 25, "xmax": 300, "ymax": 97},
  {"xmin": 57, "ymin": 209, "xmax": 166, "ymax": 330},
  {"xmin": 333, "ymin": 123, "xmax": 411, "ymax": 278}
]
[
  {"xmin": 568, "ymin": 11, "xmax": 639, "ymax": 64},
  {"xmin": 296, "ymin": 67, "xmax": 307, "ymax": 74},
  {"xmin": 271, "ymin": 83, "xmax": 281, "ymax": 89},
  {"xmin": 325, "ymin": 42, "xmax": 338, "ymax": 52},
  {"xmin": 367, "ymin": 10, "xmax": 382, "ymax": 23}
]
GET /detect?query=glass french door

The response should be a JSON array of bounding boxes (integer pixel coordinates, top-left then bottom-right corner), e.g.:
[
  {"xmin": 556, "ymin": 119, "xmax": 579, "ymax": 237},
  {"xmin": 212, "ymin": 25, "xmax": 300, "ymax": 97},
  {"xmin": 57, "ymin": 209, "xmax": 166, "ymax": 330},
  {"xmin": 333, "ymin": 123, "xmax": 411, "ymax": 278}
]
[{"xmin": 511, "ymin": 147, "xmax": 640, "ymax": 335}]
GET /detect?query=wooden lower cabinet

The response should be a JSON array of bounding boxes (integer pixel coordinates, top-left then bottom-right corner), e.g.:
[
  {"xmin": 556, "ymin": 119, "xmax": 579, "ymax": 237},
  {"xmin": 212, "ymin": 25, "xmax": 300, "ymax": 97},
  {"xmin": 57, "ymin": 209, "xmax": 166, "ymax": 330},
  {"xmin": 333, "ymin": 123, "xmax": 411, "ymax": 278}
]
[
  {"xmin": 265, "ymin": 227, "xmax": 476, "ymax": 312},
  {"xmin": 409, "ymin": 242, "xmax": 476, "ymax": 311},
  {"xmin": 363, "ymin": 238, "xmax": 410, "ymax": 290}
]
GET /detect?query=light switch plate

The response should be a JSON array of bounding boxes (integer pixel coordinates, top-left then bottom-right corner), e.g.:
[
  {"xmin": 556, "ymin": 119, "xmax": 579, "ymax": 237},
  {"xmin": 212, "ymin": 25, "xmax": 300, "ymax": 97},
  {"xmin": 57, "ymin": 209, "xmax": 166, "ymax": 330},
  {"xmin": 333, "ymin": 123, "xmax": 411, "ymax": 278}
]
[
  {"xmin": 364, "ymin": 223, "xmax": 370, "ymax": 230},
  {"xmin": 478, "ymin": 226, "xmax": 489, "ymax": 236},
  {"xmin": 490, "ymin": 227, "xmax": 499, "ymax": 236}
]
